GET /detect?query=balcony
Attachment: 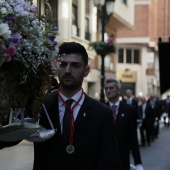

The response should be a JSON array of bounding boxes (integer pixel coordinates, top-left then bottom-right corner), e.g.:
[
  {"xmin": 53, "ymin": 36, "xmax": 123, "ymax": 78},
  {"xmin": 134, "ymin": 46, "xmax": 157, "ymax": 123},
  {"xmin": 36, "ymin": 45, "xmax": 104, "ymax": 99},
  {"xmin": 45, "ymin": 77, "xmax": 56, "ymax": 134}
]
[{"xmin": 106, "ymin": 0, "xmax": 135, "ymax": 31}]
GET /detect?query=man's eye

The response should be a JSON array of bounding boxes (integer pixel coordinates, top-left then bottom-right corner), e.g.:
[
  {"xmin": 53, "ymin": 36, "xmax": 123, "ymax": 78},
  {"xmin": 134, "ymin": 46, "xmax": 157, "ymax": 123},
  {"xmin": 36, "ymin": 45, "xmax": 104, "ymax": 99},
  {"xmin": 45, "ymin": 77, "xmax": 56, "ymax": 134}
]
[
  {"xmin": 60, "ymin": 62, "xmax": 67, "ymax": 67},
  {"xmin": 71, "ymin": 63, "xmax": 81, "ymax": 68},
  {"xmin": 105, "ymin": 87, "xmax": 115, "ymax": 90},
  {"xmin": 109, "ymin": 87, "xmax": 114, "ymax": 90},
  {"xmin": 59, "ymin": 62, "xmax": 81, "ymax": 68}
]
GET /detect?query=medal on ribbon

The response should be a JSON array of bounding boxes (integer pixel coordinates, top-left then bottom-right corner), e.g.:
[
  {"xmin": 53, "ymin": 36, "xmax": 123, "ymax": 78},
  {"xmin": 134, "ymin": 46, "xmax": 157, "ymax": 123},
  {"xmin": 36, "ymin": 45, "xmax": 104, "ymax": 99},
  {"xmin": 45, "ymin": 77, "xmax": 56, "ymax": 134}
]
[{"xmin": 58, "ymin": 89, "xmax": 84, "ymax": 154}]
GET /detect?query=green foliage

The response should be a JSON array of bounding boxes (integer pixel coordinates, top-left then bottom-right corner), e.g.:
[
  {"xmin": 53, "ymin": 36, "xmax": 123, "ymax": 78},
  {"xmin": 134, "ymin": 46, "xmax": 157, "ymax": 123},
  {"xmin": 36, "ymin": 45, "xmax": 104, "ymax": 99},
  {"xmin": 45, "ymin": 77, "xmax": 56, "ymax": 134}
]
[{"xmin": 89, "ymin": 41, "xmax": 116, "ymax": 56}]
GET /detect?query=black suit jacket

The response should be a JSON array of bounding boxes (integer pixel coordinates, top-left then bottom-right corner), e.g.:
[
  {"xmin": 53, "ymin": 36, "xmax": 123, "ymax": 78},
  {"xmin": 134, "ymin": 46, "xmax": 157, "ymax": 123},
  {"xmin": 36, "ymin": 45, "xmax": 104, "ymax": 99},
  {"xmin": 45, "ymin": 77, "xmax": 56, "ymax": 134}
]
[
  {"xmin": 123, "ymin": 99, "xmax": 138, "ymax": 108},
  {"xmin": 160, "ymin": 99, "xmax": 170, "ymax": 117},
  {"xmin": 139, "ymin": 104, "xmax": 154, "ymax": 126},
  {"xmin": 123, "ymin": 99, "xmax": 139, "ymax": 119},
  {"xmin": 106, "ymin": 101, "xmax": 142, "ymax": 170},
  {"xmin": 33, "ymin": 90, "xmax": 121, "ymax": 170},
  {"xmin": 146, "ymin": 99, "xmax": 161, "ymax": 120}
]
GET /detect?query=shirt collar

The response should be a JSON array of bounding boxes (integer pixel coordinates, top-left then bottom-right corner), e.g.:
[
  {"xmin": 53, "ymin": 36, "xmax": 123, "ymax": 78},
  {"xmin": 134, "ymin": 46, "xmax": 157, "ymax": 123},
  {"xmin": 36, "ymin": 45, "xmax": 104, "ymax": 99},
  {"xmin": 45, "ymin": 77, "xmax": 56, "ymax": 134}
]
[
  {"xmin": 58, "ymin": 89, "xmax": 84, "ymax": 107},
  {"xmin": 109, "ymin": 100, "xmax": 120, "ymax": 108}
]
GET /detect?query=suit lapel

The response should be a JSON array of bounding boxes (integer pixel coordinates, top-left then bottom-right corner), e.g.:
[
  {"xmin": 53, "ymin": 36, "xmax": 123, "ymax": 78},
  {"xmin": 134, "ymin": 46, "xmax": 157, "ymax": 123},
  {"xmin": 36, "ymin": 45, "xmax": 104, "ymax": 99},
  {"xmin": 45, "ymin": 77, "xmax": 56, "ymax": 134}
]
[
  {"xmin": 116, "ymin": 102, "xmax": 125, "ymax": 122},
  {"xmin": 74, "ymin": 94, "xmax": 91, "ymax": 125}
]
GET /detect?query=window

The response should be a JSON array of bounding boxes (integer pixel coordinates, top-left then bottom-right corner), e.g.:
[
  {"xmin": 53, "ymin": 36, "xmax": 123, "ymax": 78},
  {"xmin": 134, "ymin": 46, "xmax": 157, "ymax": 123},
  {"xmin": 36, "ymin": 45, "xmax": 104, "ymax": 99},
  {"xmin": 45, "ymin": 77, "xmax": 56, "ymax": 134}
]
[
  {"xmin": 85, "ymin": 17, "xmax": 90, "ymax": 40},
  {"xmin": 118, "ymin": 48, "xmax": 140, "ymax": 64},
  {"xmin": 134, "ymin": 50, "xmax": 140, "ymax": 63},
  {"xmin": 72, "ymin": 0, "xmax": 79, "ymax": 36},
  {"xmin": 126, "ymin": 49, "xmax": 132, "ymax": 63},
  {"xmin": 123, "ymin": 0, "xmax": 127, "ymax": 5},
  {"xmin": 48, "ymin": 0, "xmax": 58, "ymax": 25},
  {"xmin": 85, "ymin": 0, "xmax": 91, "ymax": 41},
  {"xmin": 118, "ymin": 49, "xmax": 124, "ymax": 63}
]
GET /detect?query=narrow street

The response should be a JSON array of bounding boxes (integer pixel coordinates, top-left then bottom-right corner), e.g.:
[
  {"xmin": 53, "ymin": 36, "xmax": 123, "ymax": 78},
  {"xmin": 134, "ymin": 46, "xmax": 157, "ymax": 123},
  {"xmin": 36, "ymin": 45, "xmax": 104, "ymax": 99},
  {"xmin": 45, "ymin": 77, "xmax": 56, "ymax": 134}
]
[
  {"xmin": 0, "ymin": 122, "xmax": 170, "ymax": 170},
  {"xmin": 130, "ymin": 123, "xmax": 170, "ymax": 170}
]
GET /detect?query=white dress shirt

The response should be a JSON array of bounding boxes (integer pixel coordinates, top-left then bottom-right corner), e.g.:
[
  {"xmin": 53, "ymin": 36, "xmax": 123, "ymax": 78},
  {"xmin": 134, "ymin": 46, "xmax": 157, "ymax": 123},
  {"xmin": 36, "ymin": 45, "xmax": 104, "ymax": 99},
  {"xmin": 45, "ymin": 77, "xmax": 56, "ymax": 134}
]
[
  {"xmin": 142, "ymin": 103, "xmax": 146, "ymax": 119},
  {"xmin": 109, "ymin": 100, "xmax": 120, "ymax": 116},
  {"xmin": 58, "ymin": 89, "xmax": 85, "ymax": 133}
]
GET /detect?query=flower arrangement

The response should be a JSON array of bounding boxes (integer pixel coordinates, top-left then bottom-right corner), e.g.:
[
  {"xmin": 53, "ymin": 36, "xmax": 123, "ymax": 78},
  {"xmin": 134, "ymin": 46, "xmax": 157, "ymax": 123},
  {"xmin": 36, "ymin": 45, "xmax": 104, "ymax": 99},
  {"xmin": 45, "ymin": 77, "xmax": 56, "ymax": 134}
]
[
  {"xmin": 0, "ymin": 0, "xmax": 60, "ymax": 126},
  {"xmin": 89, "ymin": 35, "xmax": 116, "ymax": 56}
]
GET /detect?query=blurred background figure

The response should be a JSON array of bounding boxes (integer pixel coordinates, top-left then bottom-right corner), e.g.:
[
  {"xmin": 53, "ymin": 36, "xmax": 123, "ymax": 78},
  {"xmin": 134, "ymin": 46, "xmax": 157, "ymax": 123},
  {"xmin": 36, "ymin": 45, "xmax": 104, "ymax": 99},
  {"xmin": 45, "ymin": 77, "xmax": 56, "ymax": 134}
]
[
  {"xmin": 138, "ymin": 97, "xmax": 152, "ymax": 146},
  {"xmin": 145, "ymin": 92, "xmax": 161, "ymax": 142},
  {"xmin": 160, "ymin": 95, "xmax": 170, "ymax": 128},
  {"xmin": 123, "ymin": 89, "xmax": 139, "ymax": 123}
]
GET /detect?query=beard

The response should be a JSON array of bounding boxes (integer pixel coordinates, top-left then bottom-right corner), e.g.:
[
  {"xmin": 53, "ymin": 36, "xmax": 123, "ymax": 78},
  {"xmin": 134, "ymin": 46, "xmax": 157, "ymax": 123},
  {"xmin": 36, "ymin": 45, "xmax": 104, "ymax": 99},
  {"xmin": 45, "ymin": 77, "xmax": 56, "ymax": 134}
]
[{"xmin": 59, "ymin": 76, "xmax": 83, "ymax": 90}]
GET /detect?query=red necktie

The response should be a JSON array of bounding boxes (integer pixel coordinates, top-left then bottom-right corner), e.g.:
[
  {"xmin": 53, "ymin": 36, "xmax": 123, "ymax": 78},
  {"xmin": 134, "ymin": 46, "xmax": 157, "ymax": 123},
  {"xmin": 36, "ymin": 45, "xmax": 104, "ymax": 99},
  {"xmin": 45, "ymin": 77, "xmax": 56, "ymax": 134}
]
[{"xmin": 111, "ymin": 105, "xmax": 117, "ymax": 122}]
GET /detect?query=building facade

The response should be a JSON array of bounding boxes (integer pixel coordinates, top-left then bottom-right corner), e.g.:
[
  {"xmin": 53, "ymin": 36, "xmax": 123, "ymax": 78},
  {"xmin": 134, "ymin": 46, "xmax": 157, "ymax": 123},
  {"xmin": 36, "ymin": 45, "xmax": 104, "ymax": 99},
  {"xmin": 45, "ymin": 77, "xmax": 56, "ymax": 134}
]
[
  {"xmin": 116, "ymin": 0, "xmax": 170, "ymax": 98},
  {"xmin": 33, "ymin": 0, "xmax": 135, "ymax": 100}
]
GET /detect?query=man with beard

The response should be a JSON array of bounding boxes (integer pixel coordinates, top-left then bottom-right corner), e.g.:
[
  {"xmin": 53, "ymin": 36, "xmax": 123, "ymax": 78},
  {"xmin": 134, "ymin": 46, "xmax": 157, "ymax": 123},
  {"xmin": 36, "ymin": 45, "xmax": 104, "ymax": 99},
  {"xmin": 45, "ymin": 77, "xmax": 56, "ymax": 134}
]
[{"xmin": 33, "ymin": 42, "xmax": 121, "ymax": 170}]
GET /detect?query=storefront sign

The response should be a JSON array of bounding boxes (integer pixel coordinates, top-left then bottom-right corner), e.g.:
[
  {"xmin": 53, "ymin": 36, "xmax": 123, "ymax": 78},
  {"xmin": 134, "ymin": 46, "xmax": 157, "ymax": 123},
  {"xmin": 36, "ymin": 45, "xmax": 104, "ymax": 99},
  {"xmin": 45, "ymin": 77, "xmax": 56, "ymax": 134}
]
[{"xmin": 116, "ymin": 71, "xmax": 136, "ymax": 83}]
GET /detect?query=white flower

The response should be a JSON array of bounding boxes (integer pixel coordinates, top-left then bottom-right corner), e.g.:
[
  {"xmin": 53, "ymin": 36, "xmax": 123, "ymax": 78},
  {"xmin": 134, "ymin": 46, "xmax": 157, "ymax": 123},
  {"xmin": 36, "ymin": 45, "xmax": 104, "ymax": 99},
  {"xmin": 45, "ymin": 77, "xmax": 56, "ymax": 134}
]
[
  {"xmin": 1, "ymin": 7, "xmax": 7, "ymax": 15},
  {"xmin": 0, "ymin": 0, "xmax": 5, "ymax": 5},
  {"xmin": 0, "ymin": 23, "xmax": 11, "ymax": 39},
  {"xmin": 14, "ymin": 5, "xmax": 21, "ymax": 13}
]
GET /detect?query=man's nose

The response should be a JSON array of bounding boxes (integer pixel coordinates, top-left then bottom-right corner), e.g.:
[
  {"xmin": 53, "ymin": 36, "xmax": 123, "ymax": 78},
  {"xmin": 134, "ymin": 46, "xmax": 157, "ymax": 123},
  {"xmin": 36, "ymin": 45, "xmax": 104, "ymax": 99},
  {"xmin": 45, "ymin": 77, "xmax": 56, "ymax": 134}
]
[
  {"xmin": 65, "ymin": 64, "xmax": 71, "ymax": 72},
  {"xmin": 105, "ymin": 88, "xmax": 110, "ymax": 92}
]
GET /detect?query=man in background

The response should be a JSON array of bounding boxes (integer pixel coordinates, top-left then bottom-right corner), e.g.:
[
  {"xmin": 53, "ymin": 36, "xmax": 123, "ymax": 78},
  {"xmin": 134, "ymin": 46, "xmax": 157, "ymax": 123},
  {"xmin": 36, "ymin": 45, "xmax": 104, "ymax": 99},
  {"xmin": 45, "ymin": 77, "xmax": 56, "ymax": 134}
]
[
  {"xmin": 123, "ymin": 89, "xmax": 139, "ymax": 120},
  {"xmin": 104, "ymin": 78, "xmax": 143, "ymax": 170}
]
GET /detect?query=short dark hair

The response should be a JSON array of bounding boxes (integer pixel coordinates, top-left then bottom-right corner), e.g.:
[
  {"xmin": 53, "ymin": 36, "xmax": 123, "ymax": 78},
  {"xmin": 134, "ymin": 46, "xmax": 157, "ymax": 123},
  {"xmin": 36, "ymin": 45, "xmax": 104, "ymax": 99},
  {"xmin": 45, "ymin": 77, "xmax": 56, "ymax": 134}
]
[
  {"xmin": 105, "ymin": 78, "xmax": 121, "ymax": 89},
  {"xmin": 59, "ymin": 42, "xmax": 88, "ymax": 66}
]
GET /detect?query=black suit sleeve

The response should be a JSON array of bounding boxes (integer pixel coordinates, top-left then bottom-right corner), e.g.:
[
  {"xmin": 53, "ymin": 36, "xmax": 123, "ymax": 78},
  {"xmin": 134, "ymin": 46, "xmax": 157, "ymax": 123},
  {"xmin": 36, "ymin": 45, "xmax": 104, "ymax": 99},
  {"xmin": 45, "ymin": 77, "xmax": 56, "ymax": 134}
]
[
  {"xmin": 98, "ymin": 106, "xmax": 122, "ymax": 170},
  {"xmin": 129, "ymin": 106, "xmax": 142, "ymax": 165}
]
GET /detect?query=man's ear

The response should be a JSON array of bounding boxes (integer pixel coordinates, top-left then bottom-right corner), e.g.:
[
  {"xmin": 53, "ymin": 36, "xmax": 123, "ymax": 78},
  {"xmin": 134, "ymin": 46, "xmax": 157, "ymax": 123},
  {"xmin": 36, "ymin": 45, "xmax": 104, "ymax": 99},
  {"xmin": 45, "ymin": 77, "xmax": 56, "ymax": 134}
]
[{"xmin": 84, "ymin": 65, "xmax": 90, "ymax": 77}]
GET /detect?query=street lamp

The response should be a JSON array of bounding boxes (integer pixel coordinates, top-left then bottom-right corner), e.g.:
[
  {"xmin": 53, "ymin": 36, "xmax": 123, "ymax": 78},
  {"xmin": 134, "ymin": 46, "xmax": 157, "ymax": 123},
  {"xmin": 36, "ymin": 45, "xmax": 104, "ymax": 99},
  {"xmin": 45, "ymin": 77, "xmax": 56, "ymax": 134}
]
[{"xmin": 93, "ymin": 0, "xmax": 115, "ymax": 103}]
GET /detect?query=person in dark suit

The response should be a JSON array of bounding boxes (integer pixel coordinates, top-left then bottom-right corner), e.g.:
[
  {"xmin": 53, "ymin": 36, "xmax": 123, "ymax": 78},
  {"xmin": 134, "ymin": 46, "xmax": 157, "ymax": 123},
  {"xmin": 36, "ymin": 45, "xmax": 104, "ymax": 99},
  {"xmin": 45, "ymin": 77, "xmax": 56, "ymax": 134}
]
[
  {"xmin": 33, "ymin": 42, "xmax": 121, "ymax": 170},
  {"xmin": 104, "ymin": 78, "xmax": 143, "ymax": 170},
  {"xmin": 160, "ymin": 95, "xmax": 170, "ymax": 127},
  {"xmin": 123, "ymin": 89, "xmax": 138, "ymax": 108},
  {"xmin": 146, "ymin": 92, "xmax": 161, "ymax": 141},
  {"xmin": 123, "ymin": 89, "xmax": 139, "ymax": 120},
  {"xmin": 138, "ymin": 96, "xmax": 152, "ymax": 146}
]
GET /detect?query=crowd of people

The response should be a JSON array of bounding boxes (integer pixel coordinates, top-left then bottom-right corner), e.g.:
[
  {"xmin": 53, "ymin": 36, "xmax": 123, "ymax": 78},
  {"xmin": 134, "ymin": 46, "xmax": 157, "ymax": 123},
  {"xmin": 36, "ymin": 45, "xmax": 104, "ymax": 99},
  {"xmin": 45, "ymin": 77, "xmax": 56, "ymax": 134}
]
[
  {"xmin": 1, "ymin": 41, "xmax": 170, "ymax": 170},
  {"xmin": 121, "ymin": 89, "xmax": 170, "ymax": 147}
]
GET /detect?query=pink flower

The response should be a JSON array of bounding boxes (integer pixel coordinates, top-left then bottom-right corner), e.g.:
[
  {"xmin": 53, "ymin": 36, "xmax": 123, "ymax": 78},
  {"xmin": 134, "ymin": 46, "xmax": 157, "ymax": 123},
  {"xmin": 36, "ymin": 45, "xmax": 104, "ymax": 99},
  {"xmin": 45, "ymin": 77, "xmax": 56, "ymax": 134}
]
[
  {"xmin": 22, "ymin": 27, "xmax": 28, "ymax": 33},
  {"xmin": 29, "ymin": 33, "xmax": 35, "ymax": 40},
  {"xmin": 7, "ymin": 46, "xmax": 16, "ymax": 56},
  {"xmin": 107, "ymin": 35, "xmax": 114, "ymax": 45},
  {"xmin": 4, "ymin": 54, "xmax": 11, "ymax": 62}
]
